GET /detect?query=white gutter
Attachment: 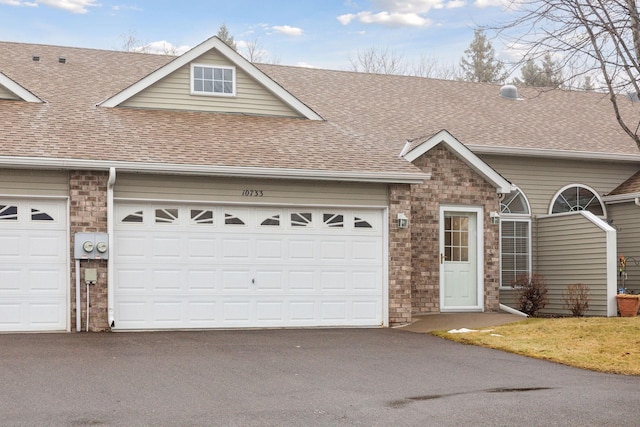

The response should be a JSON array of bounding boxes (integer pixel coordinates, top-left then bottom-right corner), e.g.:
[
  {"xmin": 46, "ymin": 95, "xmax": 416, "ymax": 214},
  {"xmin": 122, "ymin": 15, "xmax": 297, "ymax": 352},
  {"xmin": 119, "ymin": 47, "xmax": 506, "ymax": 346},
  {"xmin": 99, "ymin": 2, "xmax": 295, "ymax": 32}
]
[
  {"xmin": 107, "ymin": 167, "xmax": 116, "ymax": 328},
  {"xmin": 636, "ymin": 197, "xmax": 640, "ymax": 207},
  {"xmin": 399, "ymin": 140, "xmax": 412, "ymax": 158},
  {"xmin": 499, "ymin": 303, "xmax": 529, "ymax": 317},
  {"xmin": 468, "ymin": 144, "xmax": 640, "ymax": 163},
  {"xmin": 0, "ymin": 156, "xmax": 428, "ymax": 184}
]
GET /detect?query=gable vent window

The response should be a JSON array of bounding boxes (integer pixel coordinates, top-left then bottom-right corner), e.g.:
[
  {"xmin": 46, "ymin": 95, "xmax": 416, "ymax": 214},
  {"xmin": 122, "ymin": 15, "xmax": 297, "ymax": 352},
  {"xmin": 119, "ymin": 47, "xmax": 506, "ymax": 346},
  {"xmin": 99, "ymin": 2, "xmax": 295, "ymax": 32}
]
[{"xmin": 191, "ymin": 64, "xmax": 235, "ymax": 96}]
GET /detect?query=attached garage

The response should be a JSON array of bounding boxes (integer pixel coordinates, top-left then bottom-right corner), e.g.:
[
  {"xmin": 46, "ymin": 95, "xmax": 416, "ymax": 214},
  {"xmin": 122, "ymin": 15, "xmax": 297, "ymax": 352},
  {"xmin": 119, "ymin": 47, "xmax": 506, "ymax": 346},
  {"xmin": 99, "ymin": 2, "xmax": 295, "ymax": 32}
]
[
  {"xmin": 113, "ymin": 202, "xmax": 385, "ymax": 329},
  {"xmin": 0, "ymin": 199, "xmax": 68, "ymax": 332}
]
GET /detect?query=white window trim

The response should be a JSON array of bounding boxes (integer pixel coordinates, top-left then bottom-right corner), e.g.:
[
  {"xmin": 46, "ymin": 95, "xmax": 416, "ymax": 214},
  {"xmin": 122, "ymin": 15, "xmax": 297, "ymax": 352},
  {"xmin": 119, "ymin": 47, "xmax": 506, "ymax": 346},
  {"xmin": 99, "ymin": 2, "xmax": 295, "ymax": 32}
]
[
  {"xmin": 190, "ymin": 63, "xmax": 236, "ymax": 97},
  {"xmin": 499, "ymin": 217, "xmax": 532, "ymax": 289},
  {"xmin": 548, "ymin": 183, "xmax": 607, "ymax": 218}
]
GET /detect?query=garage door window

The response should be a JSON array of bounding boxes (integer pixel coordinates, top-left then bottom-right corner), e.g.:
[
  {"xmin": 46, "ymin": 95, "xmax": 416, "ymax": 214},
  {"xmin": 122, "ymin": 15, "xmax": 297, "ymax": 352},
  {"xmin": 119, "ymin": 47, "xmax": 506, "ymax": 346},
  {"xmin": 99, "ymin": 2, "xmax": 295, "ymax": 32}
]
[
  {"xmin": 260, "ymin": 214, "xmax": 280, "ymax": 226},
  {"xmin": 31, "ymin": 208, "xmax": 54, "ymax": 221},
  {"xmin": 155, "ymin": 208, "xmax": 179, "ymax": 224},
  {"xmin": 354, "ymin": 217, "xmax": 372, "ymax": 229},
  {"xmin": 323, "ymin": 213, "xmax": 344, "ymax": 228},
  {"xmin": 122, "ymin": 210, "xmax": 143, "ymax": 223},
  {"xmin": 191, "ymin": 209, "xmax": 214, "ymax": 225},
  {"xmin": 0, "ymin": 205, "xmax": 18, "ymax": 220},
  {"xmin": 225, "ymin": 213, "xmax": 245, "ymax": 225},
  {"xmin": 291, "ymin": 212, "xmax": 312, "ymax": 227}
]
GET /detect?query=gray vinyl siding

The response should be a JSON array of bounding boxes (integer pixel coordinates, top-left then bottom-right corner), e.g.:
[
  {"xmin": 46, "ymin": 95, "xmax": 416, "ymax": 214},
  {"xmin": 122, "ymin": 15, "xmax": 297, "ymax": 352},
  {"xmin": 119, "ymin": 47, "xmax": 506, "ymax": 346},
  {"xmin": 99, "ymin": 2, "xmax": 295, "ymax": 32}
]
[
  {"xmin": 480, "ymin": 155, "xmax": 638, "ymax": 216},
  {"xmin": 536, "ymin": 214, "xmax": 609, "ymax": 316},
  {"xmin": 114, "ymin": 173, "xmax": 388, "ymax": 207},
  {"xmin": 609, "ymin": 202, "xmax": 640, "ymax": 294},
  {"xmin": 0, "ymin": 169, "xmax": 68, "ymax": 196},
  {"xmin": 121, "ymin": 50, "xmax": 302, "ymax": 117},
  {"xmin": 0, "ymin": 85, "xmax": 19, "ymax": 100}
]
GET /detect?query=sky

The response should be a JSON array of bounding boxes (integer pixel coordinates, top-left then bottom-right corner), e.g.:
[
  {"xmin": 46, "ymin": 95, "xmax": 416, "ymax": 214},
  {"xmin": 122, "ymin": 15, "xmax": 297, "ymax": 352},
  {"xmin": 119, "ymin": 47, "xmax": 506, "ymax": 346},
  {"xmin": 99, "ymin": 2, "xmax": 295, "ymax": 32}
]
[{"xmin": 0, "ymin": 0, "xmax": 517, "ymax": 71}]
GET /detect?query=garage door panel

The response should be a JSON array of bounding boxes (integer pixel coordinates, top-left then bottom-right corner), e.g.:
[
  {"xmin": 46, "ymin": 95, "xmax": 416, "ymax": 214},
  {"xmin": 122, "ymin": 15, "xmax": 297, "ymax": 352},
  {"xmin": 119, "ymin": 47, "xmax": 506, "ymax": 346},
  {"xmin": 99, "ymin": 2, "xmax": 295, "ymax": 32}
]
[
  {"xmin": 0, "ymin": 269, "xmax": 22, "ymax": 291},
  {"xmin": 222, "ymin": 239, "xmax": 250, "ymax": 258},
  {"xmin": 0, "ymin": 235, "xmax": 21, "ymax": 257},
  {"xmin": 289, "ymin": 240, "xmax": 314, "ymax": 260},
  {"xmin": 222, "ymin": 270, "xmax": 251, "ymax": 290},
  {"xmin": 255, "ymin": 270, "xmax": 283, "ymax": 290},
  {"xmin": 289, "ymin": 271, "xmax": 315, "ymax": 290},
  {"xmin": 114, "ymin": 204, "xmax": 384, "ymax": 329},
  {"xmin": 223, "ymin": 301, "xmax": 251, "ymax": 322},
  {"xmin": 28, "ymin": 268, "xmax": 66, "ymax": 292}
]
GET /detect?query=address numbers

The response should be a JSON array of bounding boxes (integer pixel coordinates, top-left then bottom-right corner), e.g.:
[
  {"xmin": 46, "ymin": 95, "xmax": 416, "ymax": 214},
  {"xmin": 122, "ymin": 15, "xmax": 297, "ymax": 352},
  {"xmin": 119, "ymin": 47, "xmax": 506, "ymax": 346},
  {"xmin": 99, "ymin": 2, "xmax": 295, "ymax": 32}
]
[{"xmin": 242, "ymin": 190, "xmax": 264, "ymax": 197}]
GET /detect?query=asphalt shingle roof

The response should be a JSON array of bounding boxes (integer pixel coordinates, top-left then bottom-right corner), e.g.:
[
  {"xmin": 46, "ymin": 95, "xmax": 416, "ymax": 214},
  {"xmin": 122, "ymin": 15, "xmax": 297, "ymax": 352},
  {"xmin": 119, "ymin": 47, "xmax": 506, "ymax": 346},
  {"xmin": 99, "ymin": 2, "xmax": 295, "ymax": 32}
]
[{"xmin": 1, "ymin": 41, "xmax": 639, "ymax": 181}]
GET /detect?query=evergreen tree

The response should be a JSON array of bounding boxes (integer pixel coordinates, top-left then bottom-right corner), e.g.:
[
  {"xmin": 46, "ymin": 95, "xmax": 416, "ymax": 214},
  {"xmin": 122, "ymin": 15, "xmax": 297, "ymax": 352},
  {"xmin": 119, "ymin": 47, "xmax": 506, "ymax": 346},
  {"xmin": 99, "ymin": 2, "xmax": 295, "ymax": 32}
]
[
  {"xmin": 514, "ymin": 54, "xmax": 563, "ymax": 88},
  {"xmin": 216, "ymin": 24, "xmax": 237, "ymax": 51},
  {"xmin": 460, "ymin": 29, "xmax": 506, "ymax": 83}
]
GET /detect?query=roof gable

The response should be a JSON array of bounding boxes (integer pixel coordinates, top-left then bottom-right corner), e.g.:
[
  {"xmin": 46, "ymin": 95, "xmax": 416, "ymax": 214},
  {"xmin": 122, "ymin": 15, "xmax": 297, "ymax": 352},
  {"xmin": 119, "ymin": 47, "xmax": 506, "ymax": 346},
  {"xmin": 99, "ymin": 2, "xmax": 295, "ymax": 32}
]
[
  {"xmin": 98, "ymin": 36, "xmax": 322, "ymax": 120},
  {"xmin": 403, "ymin": 129, "xmax": 512, "ymax": 193},
  {"xmin": 0, "ymin": 72, "xmax": 42, "ymax": 103}
]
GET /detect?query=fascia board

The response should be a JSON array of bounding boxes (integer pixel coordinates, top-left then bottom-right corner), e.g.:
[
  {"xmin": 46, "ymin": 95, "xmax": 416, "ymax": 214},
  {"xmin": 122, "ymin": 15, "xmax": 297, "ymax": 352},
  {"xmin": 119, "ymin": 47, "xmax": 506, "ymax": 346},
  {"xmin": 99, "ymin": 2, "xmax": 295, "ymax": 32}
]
[
  {"xmin": 404, "ymin": 129, "xmax": 512, "ymax": 193},
  {"xmin": 0, "ymin": 72, "xmax": 43, "ymax": 103},
  {"xmin": 0, "ymin": 156, "xmax": 428, "ymax": 184},
  {"xmin": 603, "ymin": 193, "xmax": 640, "ymax": 204},
  {"xmin": 468, "ymin": 144, "xmax": 640, "ymax": 163},
  {"xmin": 98, "ymin": 36, "xmax": 322, "ymax": 121}
]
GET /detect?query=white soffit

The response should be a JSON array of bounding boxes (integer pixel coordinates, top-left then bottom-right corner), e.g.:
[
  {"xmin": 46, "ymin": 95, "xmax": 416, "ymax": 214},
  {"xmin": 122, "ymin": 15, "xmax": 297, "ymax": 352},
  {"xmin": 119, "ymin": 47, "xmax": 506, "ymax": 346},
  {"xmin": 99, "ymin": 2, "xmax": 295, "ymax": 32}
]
[
  {"xmin": 97, "ymin": 36, "xmax": 323, "ymax": 121},
  {"xmin": 0, "ymin": 72, "xmax": 43, "ymax": 103},
  {"xmin": 403, "ymin": 129, "xmax": 512, "ymax": 193}
]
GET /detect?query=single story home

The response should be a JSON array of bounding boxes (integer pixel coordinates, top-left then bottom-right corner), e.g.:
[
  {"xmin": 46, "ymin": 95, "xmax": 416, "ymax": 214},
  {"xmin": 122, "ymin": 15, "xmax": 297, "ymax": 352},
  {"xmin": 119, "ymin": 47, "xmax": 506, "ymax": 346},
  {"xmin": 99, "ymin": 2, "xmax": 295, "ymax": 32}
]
[{"xmin": 1, "ymin": 36, "xmax": 639, "ymax": 332}]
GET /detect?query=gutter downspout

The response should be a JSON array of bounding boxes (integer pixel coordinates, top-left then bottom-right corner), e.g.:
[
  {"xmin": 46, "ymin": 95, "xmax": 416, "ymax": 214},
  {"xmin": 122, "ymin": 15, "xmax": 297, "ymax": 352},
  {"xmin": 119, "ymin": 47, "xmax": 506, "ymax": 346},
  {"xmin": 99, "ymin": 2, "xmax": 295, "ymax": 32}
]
[
  {"xmin": 75, "ymin": 259, "xmax": 81, "ymax": 331},
  {"xmin": 635, "ymin": 197, "xmax": 640, "ymax": 207},
  {"xmin": 107, "ymin": 167, "xmax": 116, "ymax": 328},
  {"xmin": 499, "ymin": 303, "xmax": 529, "ymax": 317}
]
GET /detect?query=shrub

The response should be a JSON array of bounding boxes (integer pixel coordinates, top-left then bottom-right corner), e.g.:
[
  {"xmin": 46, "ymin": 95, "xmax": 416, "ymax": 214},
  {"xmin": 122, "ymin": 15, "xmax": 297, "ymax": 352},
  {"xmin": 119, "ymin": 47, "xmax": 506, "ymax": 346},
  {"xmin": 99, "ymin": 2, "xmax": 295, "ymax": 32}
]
[
  {"xmin": 512, "ymin": 273, "xmax": 548, "ymax": 317},
  {"xmin": 562, "ymin": 283, "xmax": 590, "ymax": 317}
]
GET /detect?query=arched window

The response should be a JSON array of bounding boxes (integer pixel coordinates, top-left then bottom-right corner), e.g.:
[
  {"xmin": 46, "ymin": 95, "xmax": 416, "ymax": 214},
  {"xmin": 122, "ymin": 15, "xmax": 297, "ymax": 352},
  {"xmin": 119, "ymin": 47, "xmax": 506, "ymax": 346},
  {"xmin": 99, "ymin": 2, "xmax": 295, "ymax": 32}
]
[
  {"xmin": 500, "ymin": 188, "xmax": 531, "ymax": 287},
  {"xmin": 549, "ymin": 184, "xmax": 605, "ymax": 217}
]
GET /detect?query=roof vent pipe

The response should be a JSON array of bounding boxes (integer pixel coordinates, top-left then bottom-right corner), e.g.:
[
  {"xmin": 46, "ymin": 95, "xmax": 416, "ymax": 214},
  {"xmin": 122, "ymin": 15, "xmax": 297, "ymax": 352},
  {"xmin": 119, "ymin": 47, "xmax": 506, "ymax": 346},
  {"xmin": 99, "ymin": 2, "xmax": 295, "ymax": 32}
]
[{"xmin": 499, "ymin": 84, "xmax": 522, "ymax": 100}]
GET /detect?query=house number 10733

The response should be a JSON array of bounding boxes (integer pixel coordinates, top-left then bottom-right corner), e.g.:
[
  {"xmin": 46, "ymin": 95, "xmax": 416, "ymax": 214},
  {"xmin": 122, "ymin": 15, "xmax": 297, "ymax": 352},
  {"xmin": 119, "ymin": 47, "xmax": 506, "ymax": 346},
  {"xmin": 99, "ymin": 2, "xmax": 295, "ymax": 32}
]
[{"xmin": 242, "ymin": 190, "xmax": 264, "ymax": 197}]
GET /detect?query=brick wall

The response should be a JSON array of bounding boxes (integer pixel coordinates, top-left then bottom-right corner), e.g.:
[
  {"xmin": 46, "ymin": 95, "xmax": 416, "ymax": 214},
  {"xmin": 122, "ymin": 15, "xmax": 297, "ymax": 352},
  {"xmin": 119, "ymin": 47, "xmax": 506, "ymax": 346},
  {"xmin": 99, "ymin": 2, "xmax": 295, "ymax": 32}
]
[
  {"xmin": 69, "ymin": 171, "xmax": 109, "ymax": 331},
  {"xmin": 388, "ymin": 183, "xmax": 413, "ymax": 325},
  {"xmin": 410, "ymin": 145, "xmax": 501, "ymax": 313}
]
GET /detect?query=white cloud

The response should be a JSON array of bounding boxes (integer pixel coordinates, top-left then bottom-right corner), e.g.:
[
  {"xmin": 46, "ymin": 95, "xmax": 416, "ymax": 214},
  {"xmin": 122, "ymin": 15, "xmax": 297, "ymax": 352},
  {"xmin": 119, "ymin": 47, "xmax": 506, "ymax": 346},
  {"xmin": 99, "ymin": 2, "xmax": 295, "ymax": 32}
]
[
  {"xmin": 338, "ymin": 11, "xmax": 431, "ymax": 27},
  {"xmin": 371, "ymin": 0, "xmax": 447, "ymax": 13},
  {"xmin": 296, "ymin": 62, "xmax": 317, "ymax": 68},
  {"xmin": 271, "ymin": 25, "xmax": 304, "ymax": 37},
  {"xmin": 474, "ymin": 0, "xmax": 517, "ymax": 8},
  {"xmin": 1, "ymin": 0, "xmax": 99, "ymax": 13},
  {"xmin": 445, "ymin": 0, "xmax": 465, "ymax": 8}
]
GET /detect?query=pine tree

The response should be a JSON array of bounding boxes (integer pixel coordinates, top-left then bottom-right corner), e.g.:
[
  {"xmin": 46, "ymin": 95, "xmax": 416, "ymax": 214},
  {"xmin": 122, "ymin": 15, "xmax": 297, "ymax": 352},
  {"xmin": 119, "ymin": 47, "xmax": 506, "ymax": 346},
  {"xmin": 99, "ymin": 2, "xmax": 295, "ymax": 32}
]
[
  {"xmin": 216, "ymin": 24, "xmax": 237, "ymax": 51},
  {"xmin": 460, "ymin": 29, "xmax": 506, "ymax": 83},
  {"xmin": 514, "ymin": 54, "xmax": 563, "ymax": 88}
]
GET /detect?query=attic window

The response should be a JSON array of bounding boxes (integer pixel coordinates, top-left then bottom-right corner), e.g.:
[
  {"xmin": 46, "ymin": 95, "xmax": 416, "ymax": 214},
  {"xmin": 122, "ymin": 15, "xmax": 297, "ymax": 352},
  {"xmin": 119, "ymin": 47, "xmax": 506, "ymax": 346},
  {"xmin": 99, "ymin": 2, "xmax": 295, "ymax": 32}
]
[{"xmin": 191, "ymin": 64, "xmax": 235, "ymax": 96}]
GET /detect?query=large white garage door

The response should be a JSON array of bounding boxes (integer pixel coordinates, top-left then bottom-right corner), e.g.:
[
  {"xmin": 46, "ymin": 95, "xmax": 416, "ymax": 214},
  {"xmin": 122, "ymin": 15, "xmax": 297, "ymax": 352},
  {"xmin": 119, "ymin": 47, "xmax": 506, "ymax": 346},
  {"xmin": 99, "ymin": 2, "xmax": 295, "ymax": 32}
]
[
  {"xmin": 113, "ymin": 203, "xmax": 385, "ymax": 329},
  {"xmin": 0, "ymin": 200, "xmax": 68, "ymax": 332}
]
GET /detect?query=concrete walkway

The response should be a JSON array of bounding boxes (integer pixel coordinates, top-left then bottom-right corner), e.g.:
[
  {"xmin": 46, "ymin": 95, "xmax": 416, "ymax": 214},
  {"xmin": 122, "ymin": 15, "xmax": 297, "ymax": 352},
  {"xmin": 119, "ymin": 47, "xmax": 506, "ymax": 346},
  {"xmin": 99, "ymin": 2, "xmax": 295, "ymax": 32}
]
[{"xmin": 395, "ymin": 311, "xmax": 527, "ymax": 333}]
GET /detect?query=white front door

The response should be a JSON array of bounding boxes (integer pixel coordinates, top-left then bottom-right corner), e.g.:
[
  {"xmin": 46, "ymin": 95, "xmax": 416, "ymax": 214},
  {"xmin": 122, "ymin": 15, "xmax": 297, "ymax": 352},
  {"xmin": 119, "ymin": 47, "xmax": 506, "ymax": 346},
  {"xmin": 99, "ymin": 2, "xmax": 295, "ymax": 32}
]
[{"xmin": 440, "ymin": 207, "xmax": 483, "ymax": 312}]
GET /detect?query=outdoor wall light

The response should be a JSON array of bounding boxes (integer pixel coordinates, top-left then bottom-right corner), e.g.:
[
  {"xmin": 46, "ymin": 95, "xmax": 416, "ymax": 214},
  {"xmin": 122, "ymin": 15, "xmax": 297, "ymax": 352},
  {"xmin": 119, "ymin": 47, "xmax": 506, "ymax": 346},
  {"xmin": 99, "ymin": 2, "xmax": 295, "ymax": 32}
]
[
  {"xmin": 397, "ymin": 213, "xmax": 409, "ymax": 229},
  {"xmin": 490, "ymin": 211, "xmax": 500, "ymax": 225}
]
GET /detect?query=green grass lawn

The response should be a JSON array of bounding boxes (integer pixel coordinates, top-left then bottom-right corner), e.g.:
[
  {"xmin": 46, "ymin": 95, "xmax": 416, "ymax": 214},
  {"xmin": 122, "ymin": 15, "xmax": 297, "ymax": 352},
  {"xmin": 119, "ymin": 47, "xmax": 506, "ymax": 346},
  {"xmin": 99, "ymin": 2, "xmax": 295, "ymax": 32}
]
[{"xmin": 432, "ymin": 317, "xmax": 640, "ymax": 375}]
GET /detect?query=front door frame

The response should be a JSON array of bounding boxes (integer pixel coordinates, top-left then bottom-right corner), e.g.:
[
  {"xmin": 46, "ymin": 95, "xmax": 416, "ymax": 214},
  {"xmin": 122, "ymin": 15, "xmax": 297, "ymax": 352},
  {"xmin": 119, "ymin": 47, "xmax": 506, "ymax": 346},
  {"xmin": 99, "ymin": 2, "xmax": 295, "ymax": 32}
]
[{"xmin": 439, "ymin": 205, "xmax": 484, "ymax": 312}]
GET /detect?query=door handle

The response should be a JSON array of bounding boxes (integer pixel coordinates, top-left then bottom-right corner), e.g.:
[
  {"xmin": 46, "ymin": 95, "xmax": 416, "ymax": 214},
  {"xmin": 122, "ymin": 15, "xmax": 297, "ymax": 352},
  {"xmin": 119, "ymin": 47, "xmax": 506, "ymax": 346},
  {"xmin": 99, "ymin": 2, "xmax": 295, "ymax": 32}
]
[{"xmin": 440, "ymin": 253, "xmax": 447, "ymax": 264}]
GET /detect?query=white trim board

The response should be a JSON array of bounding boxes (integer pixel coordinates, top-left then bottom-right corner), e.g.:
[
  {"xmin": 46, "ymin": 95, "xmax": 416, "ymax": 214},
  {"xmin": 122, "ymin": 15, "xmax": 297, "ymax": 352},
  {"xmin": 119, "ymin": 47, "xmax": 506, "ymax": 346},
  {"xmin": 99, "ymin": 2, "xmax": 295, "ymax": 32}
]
[
  {"xmin": 403, "ymin": 130, "xmax": 512, "ymax": 194},
  {"xmin": 0, "ymin": 72, "xmax": 43, "ymax": 103}
]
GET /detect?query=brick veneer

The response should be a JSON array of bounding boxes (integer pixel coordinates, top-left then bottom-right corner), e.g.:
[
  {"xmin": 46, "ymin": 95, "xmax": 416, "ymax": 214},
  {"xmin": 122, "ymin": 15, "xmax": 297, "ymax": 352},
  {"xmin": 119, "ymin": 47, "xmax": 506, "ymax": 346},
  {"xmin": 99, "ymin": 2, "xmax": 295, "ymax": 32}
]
[
  {"xmin": 410, "ymin": 145, "xmax": 501, "ymax": 314},
  {"xmin": 69, "ymin": 171, "xmax": 109, "ymax": 331},
  {"xmin": 388, "ymin": 183, "xmax": 413, "ymax": 325}
]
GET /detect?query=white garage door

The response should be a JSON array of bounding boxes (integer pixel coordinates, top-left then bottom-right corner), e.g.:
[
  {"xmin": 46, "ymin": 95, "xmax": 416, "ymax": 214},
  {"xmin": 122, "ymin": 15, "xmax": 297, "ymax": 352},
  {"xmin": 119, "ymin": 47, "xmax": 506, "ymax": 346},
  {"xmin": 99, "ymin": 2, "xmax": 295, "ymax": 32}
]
[
  {"xmin": 0, "ymin": 200, "xmax": 68, "ymax": 332},
  {"xmin": 113, "ymin": 203, "xmax": 385, "ymax": 329}
]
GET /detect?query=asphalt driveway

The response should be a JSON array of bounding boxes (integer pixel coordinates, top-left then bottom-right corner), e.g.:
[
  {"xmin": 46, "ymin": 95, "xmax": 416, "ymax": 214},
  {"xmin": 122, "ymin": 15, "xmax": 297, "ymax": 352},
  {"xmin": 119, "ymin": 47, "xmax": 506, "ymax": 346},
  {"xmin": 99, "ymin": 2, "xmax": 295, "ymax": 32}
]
[{"xmin": 1, "ymin": 328, "xmax": 638, "ymax": 426}]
